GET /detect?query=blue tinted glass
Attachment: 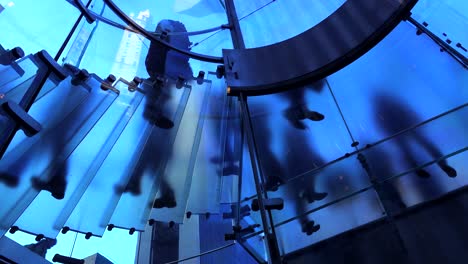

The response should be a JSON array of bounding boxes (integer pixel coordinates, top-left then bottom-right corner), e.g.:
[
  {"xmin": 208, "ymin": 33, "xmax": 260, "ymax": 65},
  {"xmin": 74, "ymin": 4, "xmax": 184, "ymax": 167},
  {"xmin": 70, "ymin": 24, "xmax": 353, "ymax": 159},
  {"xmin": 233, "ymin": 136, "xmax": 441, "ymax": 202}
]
[
  {"xmin": 327, "ymin": 21, "xmax": 468, "ymax": 147},
  {"xmin": 64, "ymin": 89, "xmax": 156, "ymax": 236},
  {"xmin": 272, "ymin": 189, "xmax": 383, "ymax": 254},
  {"xmin": 0, "ymin": 56, "xmax": 38, "ymax": 97},
  {"xmin": 0, "ymin": 45, "xmax": 23, "ymax": 88},
  {"xmin": 66, "ymin": 81, "xmax": 190, "ymax": 235},
  {"xmin": 147, "ymin": 80, "xmax": 211, "ymax": 224},
  {"xmin": 190, "ymin": 28, "xmax": 233, "ymax": 73},
  {"xmin": 245, "ymin": 82, "xmax": 356, "ymax": 199},
  {"xmin": 14, "ymin": 80, "xmax": 144, "ymax": 238},
  {"xmin": 233, "ymin": 0, "xmax": 274, "ymax": 20},
  {"xmin": 239, "ymin": 0, "xmax": 346, "ymax": 48},
  {"xmin": 411, "ymin": 0, "xmax": 468, "ymax": 53},
  {"xmin": 78, "ymin": 6, "xmax": 148, "ymax": 80},
  {"xmin": 111, "ymin": 0, "xmax": 227, "ymax": 32},
  {"xmin": 219, "ymin": 97, "xmax": 243, "ymax": 204},
  {"xmin": 0, "ymin": 75, "xmax": 116, "ymax": 238},
  {"xmin": 0, "ymin": 0, "xmax": 80, "ymax": 56},
  {"xmin": 186, "ymin": 76, "xmax": 227, "ymax": 213}
]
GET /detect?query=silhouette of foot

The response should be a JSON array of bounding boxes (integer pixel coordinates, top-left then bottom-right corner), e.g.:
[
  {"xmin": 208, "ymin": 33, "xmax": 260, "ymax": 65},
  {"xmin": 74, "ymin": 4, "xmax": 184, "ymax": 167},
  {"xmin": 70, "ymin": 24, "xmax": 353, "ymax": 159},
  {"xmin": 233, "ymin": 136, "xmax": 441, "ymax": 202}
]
[
  {"xmin": 440, "ymin": 165, "xmax": 457, "ymax": 178},
  {"xmin": 115, "ymin": 182, "xmax": 141, "ymax": 195},
  {"xmin": 222, "ymin": 164, "xmax": 240, "ymax": 176},
  {"xmin": 304, "ymin": 110, "xmax": 325, "ymax": 121},
  {"xmin": 153, "ymin": 195, "xmax": 177, "ymax": 208},
  {"xmin": 154, "ymin": 115, "xmax": 174, "ymax": 129},
  {"xmin": 31, "ymin": 177, "xmax": 66, "ymax": 200},
  {"xmin": 301, "ymin": 221, "xmax": 320, "ymax": 236},
  {"xmin": 305, "ymin": 191, "xmax": 328, "ymax": 203},
  {"xmin": 0, "ymin": 172, "xmax": 19, "ymax": 187},
  {"xmin": 263, "ymin": 175, "xmax": 285, "ymax": 192},
  {"xmin": 283, "ymin": 108, "xmax": 307, "ymax": 130},
  {"xmin": 415, "ymin": 169, "xmax": 431, "ymax": 178}
]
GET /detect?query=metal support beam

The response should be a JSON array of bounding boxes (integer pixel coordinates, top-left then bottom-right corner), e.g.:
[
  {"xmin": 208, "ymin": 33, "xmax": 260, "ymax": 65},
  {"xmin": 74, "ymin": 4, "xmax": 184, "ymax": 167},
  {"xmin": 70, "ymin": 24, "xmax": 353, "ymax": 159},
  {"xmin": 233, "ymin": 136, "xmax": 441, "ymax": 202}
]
[
  {"xmin": 224, "ymin": 0, "xmax": 245, "ymax": 49},
  {"xmin": 239, "ymin": 94, "xmax": 281, "ymax": 264}
]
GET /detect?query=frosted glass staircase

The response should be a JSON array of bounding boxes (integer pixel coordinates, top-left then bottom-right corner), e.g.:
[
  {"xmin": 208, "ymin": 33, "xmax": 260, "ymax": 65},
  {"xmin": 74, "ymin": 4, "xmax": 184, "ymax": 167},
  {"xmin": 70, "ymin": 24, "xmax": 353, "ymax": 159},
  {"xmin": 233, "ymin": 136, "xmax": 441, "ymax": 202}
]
[{"xmin": 0, "ymin": 49, "xmax": 227, "ymax": 242}]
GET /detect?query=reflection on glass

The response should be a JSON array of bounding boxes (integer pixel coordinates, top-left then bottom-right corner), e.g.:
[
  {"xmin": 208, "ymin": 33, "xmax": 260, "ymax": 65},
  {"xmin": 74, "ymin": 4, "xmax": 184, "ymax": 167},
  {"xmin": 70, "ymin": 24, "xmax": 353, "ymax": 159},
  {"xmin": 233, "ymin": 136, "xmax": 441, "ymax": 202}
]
[
  {"xmin": 14, "ymin": 81, "xmax": 144, "ymax": 238},
  {"xmin": 0, "ymin": 75, "xmax": 116, "ymax": 237},
  {"xmin": 0, "ymin": 0, "xmax": 79, "ymax": 56},
  {"xmin": 273, "ymin": 189, "xmax": 383, "ymax": 254},
  {"xmin": 327, "ymin": 21, "xmax": 468, "ymax": 147},
  {"xmin": 239, "ymin": 0, "xmax": 346, "ymax": 48}
]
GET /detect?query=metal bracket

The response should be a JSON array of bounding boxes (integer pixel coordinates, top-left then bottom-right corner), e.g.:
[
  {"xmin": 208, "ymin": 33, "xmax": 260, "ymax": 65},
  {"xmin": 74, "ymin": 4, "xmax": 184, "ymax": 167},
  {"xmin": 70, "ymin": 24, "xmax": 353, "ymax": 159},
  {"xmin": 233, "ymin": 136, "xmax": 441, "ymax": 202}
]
[{"xmin": 1, "ymin": 101, "xmax": 42, "ymax": 137}]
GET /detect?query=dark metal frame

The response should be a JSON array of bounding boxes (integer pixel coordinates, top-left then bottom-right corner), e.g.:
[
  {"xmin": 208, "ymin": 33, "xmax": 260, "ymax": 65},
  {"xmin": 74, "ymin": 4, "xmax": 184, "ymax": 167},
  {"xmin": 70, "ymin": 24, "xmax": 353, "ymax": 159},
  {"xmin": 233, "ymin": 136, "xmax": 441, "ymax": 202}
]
[{"xmin": 407, "ymin": 16, "xmax": 468, "ymax": 68}]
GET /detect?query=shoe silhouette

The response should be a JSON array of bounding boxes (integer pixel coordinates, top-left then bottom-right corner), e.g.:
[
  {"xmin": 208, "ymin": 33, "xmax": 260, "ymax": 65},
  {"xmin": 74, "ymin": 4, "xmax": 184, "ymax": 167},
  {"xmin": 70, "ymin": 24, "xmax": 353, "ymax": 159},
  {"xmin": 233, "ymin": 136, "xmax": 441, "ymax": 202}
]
[
  {"xmin": 153, "ymin": 195, "xmax": 177, "ymax": 208},
  {"xmin": 440, "ymin": 164, "xmax": 457, "ymax": 178},
  {"xmin": 222, "ymin": 164, "xmax": 240, "ymax": 176},
  {"xmin": 305, "ymin": 191, "xmax": 328, "ymax": 203},
  {"xmin": 154, "ymin": 115, "xmax": 174, "ymax": 129},
  {"xmin": 305, "ymin": 110, "xmax": 325, "ymax": 121},
  {"xmin": 302, "ymin": 221, "xmax": 320, "ymax": 236},
  {"xmin": 415, "ymin": 169, "xmax": 431, "ymax": 178},
  {"xmin": 264, "ymin": 175, "xmax": 285, "ymax": 192},
  {"xmin": 31, "ymin": 177, "xmax": 66, "ymax": 200},
  {"xmin": 0, "ymin": 172, "xmax": 19, "ymax": 187}
]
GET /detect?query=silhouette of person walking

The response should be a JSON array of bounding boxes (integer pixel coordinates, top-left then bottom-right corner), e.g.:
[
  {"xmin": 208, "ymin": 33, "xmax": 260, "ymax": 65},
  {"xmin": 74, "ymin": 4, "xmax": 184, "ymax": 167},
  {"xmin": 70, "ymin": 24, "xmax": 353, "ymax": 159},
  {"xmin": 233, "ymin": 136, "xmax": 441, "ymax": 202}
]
[
  {"xmin": 374, "ymin": 93, "xmax": 457, "ymax": 178},
  {"xmin": 123, "ymin": 20, "xmax": 194, "ymax": 210},
  {"xmin": 144, "ymin": 19, "xmax": 193, "ymax": 129},
  {"xmin": 282, "ymin": 80, "xmax": 326, "ymax": 129}
]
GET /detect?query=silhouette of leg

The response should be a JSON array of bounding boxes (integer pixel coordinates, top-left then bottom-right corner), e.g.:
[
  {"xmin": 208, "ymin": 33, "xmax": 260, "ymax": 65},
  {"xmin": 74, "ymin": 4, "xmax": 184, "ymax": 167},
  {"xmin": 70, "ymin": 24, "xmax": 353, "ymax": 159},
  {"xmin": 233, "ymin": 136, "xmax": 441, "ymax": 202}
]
[
  {"xmin": 414, "ymin": 134, "xmax": 457, "ymax": 178},
  {"xmin": 251, "ymin": 115, "xmax": 285, "ymax": 191},
  {"xmin": 396, "ymin": 139, "xmax": 431, "ymax": 178},
  {"xmin": 289, "ymin": 181, "xmax": 320, "ymax": 236},
  {"xmin": 282, "ymin": 87, "xmax": 324, "ymax": 130},
  {"xmin": 31, "ymin": 134, "xmax": 68, "ymax": 199},
  {"xmin": 32, "ymin": 163, "xmax": 67, "ymax": 200},
  {"xmin": 116, "ymin": 163, "xmax": 144, "ymax": 195},
  {"xmin": 0, "ymin": 169, "xmax": 19, "ymax": 187},
  {"xmin": 145, "ymin": 81, "xmax": 174, "ymax": 129},
  {"xmin": 153, "ymin": 177, "xmax": 177, "ymax": 208}
]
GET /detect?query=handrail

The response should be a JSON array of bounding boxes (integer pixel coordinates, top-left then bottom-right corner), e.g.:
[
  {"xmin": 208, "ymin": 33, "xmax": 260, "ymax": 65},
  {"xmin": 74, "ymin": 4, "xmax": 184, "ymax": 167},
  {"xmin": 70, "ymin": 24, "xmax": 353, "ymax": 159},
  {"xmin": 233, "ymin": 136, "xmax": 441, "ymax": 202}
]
[
  {"xmin": 73, "ymin": 0, "xmax": 95, "ymax": 23},
  {"xmin": 91, "ymin": 10, "xmax": 224, "ymax": 37},
  {"xmin": 102, "ymin": 0, "xmax": 224, "ymax": 63}
]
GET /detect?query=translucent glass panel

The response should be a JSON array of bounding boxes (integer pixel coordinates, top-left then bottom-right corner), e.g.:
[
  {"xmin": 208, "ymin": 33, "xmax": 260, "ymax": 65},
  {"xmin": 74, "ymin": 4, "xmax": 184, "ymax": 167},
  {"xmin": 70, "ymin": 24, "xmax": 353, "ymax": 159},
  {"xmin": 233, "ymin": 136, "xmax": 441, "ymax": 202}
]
[
  {"xmin": 0, "ymin": 75, "xmax": 117, "ymax": 238},
  {"xmin": 0, "ymin": 45, "xmax": 23, "ymax": 88},
  {"xmin": 78, "ymin": 6, "xmax": 150, "ymax": 80},
  {"xmin": 239, "ymin": 0, "xmax": 346, "ymax": 48},
  {"xmin": 240, "ymin": 101, "xmax": 467, "ymax": 256},
  {"xmin": 233, "ymin": 0, "xmax": 274, "ymax": 19},
  {"xmin": 66, "ymin": 80, "xmax": 190, "ymax": 236},
  {"xmin": 273, "ymin": 189, "xmax": 383, "ymax": 254},
  {"xmin": 190, "ymin": 28, "xmax": 233, "ymax": 73},
  {"xmin": 109, "ymin": 0, "xmax": 227, "ymax": 35},
  {"xmin": 0, "ymin": 56, "xmax": 38, "ymax": 99},
  {"xmin": 241, "ymin": 153, "xmax": 372, "ymax": 229},
  {"xmin": 245, "ymin": 82, "xmax": 355, "ymax": 199},
  {"xmin": 327, "ymin": 21, "xmax": 468, "ymax": 147},
  {"xmin": 0, "ymin": 0, "xmax": 80, "ymax": 56},
  {"xmin": 219, "ymin": 97, "xmax": 243, "ymax": 204},
  {"xmin": 411, "ymin": 0, "xmax": 468, "ymax": 53},
  {"xmin": 14, "ymin": 81, "xmax": 144, "ymax": 238},
  {"xmin": 186, "ymin": 77, "xmax": 227, "ymax": 214},
  {"xmin": 147, "ymin": 80, "xmax": 211, "ymax": 224}
]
